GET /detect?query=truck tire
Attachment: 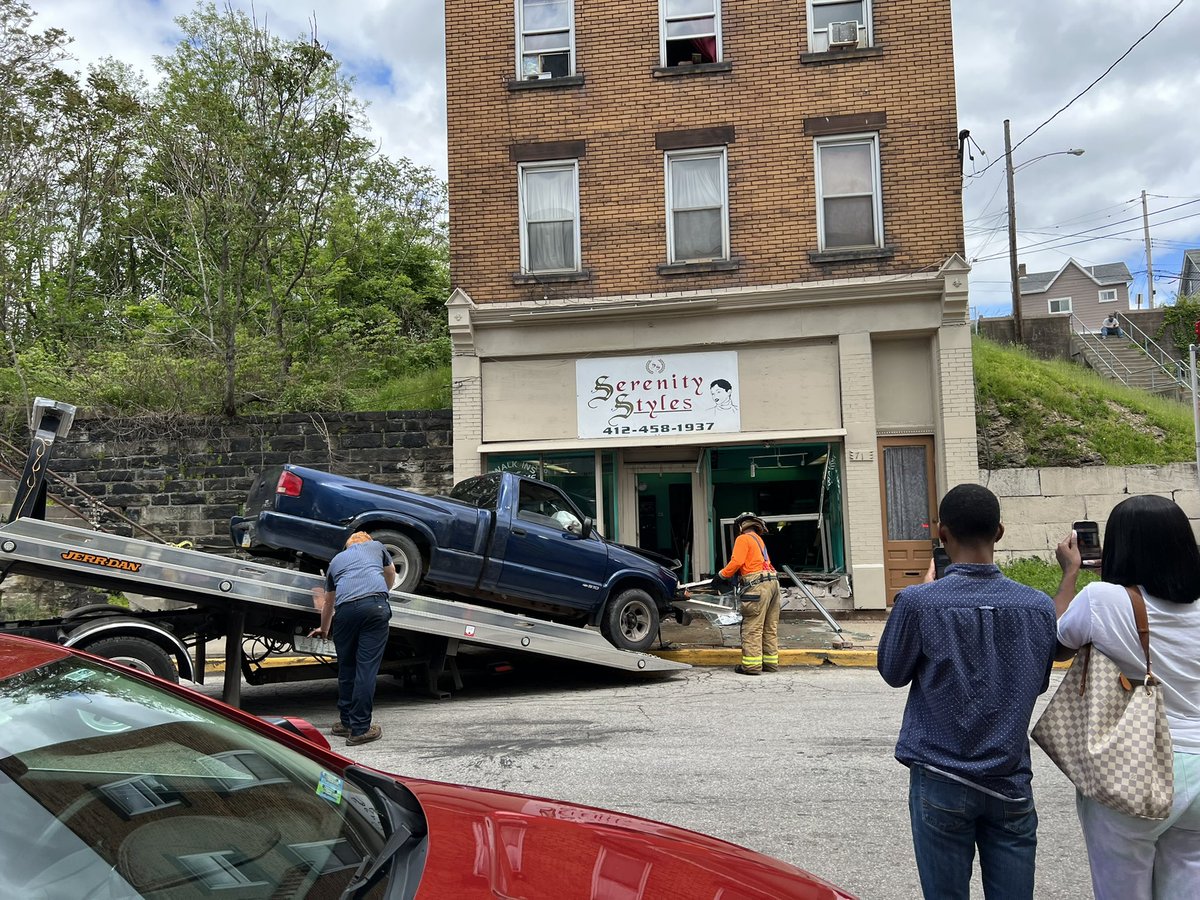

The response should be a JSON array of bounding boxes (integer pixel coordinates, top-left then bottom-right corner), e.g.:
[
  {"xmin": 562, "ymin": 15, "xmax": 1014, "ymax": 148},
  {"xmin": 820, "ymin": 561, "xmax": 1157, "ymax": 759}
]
[
  {"xmin": 368, "ymin": 529, "xmax": 424, "ymax": 592},
  {"xmin": 83, "ymin": 636, "xmax": 179, "ymax": 682},
  {"xmin": 601, "ymin": 589, "xmax": 660, "ymax": 653}
]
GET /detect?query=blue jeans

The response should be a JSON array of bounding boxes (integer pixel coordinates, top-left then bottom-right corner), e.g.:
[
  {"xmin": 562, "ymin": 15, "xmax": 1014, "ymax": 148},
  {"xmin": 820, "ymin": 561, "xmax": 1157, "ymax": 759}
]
[
  {"xmin": 331, "ymin": 594, "xmax": 391, "ymax": 735},
  {"xmin": 909, "ymin": 766, "xmax": 1038, "ymax": 900}
]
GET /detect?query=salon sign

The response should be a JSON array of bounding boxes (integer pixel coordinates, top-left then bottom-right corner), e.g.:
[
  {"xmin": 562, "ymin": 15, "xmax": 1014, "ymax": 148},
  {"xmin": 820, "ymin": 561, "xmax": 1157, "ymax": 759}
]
[{"xmin": 576, "ymin": 351, "xmax": 741, "ymax": 439}]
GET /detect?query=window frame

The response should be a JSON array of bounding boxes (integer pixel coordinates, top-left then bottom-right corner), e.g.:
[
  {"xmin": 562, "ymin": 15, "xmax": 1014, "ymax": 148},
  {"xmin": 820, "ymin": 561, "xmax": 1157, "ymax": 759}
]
[
  {"xmin": 1097, "ymin": 288, "xmax": 1119, "ymax": 303},
  {"xmin": 659, "ymin": 0, "xmax": 723, "ymax": 67},
  {"xmin": 514, "ymin": 0, "xmax": 575, "ymax": 81},
  {"xmin": 664, "ymin": 146, "xmax": 730, "ymax": 264},
  {"xmin": 1047, "ymin": 297, "xmax": 1072, "ymax": 315},
  {"xmin": 814, "ymin": 132, "xmax": 884, "ymax": 252},
  {"xmin": 807, "ymin": 0, "xmax": 873, "ymax": 53},
  {"xmin": 518, "ymin": 159, "xmax": 582, "ymax": 275}
]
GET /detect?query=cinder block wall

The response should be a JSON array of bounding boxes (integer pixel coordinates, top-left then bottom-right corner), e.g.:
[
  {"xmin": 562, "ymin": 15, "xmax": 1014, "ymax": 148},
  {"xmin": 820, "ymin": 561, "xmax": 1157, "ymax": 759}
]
[
  {"xmin": 1, "ymin": 410, "xmax": 454, "ymax": 555},
  {"xmin": 983, "ymin": 464, "xmax": 1200, "ymax": 562}
]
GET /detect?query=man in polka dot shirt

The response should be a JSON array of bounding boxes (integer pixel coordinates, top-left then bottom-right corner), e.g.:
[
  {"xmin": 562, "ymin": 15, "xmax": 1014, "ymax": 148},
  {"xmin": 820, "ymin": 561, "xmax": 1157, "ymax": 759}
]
[{"xmin": 878, "ymin": 484, "xmax": 1058, "ymax": 900}]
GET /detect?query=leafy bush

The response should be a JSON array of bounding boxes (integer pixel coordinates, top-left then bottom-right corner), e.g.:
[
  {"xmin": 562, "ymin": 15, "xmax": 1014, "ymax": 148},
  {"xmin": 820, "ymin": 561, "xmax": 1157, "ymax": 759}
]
[{"xmin": 1158, "ymin": 296, "xmax": 1200, "ymax": 355}]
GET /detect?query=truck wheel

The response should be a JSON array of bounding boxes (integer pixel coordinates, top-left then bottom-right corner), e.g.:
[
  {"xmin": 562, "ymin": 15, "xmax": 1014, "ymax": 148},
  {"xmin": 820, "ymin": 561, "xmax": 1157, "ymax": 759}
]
[
  {"xmin": 601, "ymin": 589, "xmax": 660, "ymax": 653},
  {"xmin": 368, "ymin": 529, "xmax": 424, "ymax": 592},
  {"xmin": 84, "ymin": 636, "xmax": 179, "ymax": 682}
]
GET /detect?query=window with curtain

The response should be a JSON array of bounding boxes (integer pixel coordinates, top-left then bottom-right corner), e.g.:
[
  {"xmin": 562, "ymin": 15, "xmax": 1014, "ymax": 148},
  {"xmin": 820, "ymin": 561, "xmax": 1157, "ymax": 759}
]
[
  {"xmin": 519, "ymin": 161, "xmax": 579, "ymax": 273},
  {"xmin": 807, "ymin": 0, "xmax": 871, "ymax": 53},
  {"xmin": 666, "ymin": 149, "xmax": 727, "ymax": 263},
  {"xmin": 518, "ymin": 0, "xmax": 573, "ymax": 79},
  {"xmin": 661, "ymin": 0, "xmax": 720, "ymax": 67},
  {"xmin": 815, "ymin": 134, "xmax": 881, "ymax": 250},
  {"xmin": 883, "ymin": 445, "xmax": 931, "ymax": 542}
]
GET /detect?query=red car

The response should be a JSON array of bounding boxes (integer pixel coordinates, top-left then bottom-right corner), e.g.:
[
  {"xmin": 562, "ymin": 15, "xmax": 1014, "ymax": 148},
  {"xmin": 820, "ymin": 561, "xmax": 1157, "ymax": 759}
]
[{"xmin": 0, "ymin": 634, "xmax": 856, "ymax": 899}]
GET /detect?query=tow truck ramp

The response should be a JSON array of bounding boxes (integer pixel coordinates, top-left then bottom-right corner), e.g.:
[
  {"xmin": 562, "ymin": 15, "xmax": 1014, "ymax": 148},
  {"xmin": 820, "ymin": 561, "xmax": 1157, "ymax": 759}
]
[{"xmin": 0, "ymin": 517, "xmax": 687, "ymax": 697}]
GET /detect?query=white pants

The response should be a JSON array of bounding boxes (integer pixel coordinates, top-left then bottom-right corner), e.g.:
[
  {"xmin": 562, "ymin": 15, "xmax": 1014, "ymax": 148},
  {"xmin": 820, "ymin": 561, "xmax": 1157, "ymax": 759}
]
[{"xmin": 1077, "ymin": 750, "xmax": 1200, "ymax": 900}]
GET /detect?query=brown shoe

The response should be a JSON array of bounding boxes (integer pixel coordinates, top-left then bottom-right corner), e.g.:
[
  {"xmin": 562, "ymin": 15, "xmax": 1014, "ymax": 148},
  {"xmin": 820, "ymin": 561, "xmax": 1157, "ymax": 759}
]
[
  {"xmin": 331, "ymin": 722, "xmax": 350, "ymax": 737},
  {"xmin": 346, "ymin": 724, "xmax": 382, "ymax": 746},
  {"xmin": 734, "ymin": 665, "xmax": 761, "ymax": 676}
]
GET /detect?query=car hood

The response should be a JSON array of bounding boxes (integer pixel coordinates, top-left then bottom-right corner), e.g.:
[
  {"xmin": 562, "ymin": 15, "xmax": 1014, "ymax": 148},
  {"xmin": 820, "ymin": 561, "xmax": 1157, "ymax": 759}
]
[
  {"xmin": 403, "ymin": 779, "xmax": 853, "ymax": 899},
  {"xmin": 610, "ymin": 541, "xmax": 680, "ymax": 572}
]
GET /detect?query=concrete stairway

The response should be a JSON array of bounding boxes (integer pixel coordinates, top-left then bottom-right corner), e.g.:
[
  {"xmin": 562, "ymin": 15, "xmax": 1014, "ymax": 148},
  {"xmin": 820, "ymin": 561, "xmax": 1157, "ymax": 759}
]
[{"xmin": 1071, "ymin": 333, "xmax": 1190, "ymax": 399}]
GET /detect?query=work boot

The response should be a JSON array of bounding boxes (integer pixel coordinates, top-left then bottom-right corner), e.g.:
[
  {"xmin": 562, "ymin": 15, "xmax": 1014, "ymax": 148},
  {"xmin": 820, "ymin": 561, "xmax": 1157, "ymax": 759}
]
[
  {"xmin": 346, "ymin": 724, "xmax": 382, "ymax": 746},
  {"xmin": 763, "ymin": 665, "xmax": 779, "ymax": 673},
  {"xmin": 734, "ymin": 664, "xmax": 761, "ymax": 676},
  {"xmin": 330, "ymin": 721, "xmax": 350, "ymax": 737}
]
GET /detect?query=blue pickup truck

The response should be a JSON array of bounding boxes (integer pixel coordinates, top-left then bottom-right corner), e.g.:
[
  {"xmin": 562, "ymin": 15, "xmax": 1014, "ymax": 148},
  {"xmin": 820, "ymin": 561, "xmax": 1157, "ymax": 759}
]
[{"xmin": 230, "ymin": 467, "xmax": 681, "ymax": 652}]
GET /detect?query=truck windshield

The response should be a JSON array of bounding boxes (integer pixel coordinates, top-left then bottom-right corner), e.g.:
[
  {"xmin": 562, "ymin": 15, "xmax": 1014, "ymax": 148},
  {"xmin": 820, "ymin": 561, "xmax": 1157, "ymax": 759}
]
[
  {"xmin": 0, "ymin": 658, "xmax": 392, "ymax": 899},
  {"xmin": 449, "ymin": 473, "xmax": 501, "ymax": 509}
]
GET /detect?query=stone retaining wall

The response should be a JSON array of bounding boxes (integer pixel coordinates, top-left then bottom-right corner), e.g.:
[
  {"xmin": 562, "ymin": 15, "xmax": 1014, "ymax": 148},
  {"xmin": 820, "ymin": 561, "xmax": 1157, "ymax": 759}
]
[
  {"xmin": 982, "ymin": 463, "xmax": 1200, "ymax": 562},
  {"xmin": 2, "ymin": 409, "xmax": 454, "ymax": 556}
]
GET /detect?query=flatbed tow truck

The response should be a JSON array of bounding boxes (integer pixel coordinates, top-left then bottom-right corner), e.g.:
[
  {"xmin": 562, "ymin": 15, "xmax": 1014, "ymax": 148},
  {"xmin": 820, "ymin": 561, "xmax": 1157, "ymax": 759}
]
[{"xmin": 0, "ymin": 399, "xmax": 687, "ymax": 707}]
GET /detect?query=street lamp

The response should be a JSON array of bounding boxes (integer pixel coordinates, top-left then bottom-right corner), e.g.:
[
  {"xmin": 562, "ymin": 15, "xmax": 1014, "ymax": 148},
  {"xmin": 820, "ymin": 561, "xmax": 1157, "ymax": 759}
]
[{"xmin": 1004, "ymin": 119, "xmax": 1085, "ymax": 342}]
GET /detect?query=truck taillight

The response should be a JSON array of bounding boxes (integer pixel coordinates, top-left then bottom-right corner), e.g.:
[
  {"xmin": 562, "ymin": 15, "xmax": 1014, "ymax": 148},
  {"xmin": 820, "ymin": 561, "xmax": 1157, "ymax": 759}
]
[{"xmin": 276, "ymin": 471, "xmax": 303, "ymax": 497}]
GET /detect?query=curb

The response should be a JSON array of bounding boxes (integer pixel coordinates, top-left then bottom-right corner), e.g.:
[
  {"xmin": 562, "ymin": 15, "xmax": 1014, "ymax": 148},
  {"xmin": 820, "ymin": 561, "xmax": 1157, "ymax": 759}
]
[{"xmin": 654, "ymin": 648, "xmax": 879, "ymax": 667}]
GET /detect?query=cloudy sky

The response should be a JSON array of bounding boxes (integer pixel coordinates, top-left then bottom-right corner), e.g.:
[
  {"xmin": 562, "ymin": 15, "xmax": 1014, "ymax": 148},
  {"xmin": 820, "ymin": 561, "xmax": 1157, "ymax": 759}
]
[{"xmin": 26, "ymin": 0, "xmax": 1200, "ymax": 315}]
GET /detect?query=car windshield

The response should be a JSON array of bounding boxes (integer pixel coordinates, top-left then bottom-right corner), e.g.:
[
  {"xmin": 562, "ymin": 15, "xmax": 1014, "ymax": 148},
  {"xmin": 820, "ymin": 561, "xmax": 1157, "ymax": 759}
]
[{"xmin": 0, "ymin": 656, "xmax": 390, "ymax": 899}]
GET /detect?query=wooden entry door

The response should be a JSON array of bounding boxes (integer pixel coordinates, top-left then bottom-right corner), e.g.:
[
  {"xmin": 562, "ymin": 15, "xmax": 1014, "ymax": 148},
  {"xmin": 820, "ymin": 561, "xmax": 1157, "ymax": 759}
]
[{"xmin": 878, "ymin": 436, "xmax": 936, "ymax": 605}]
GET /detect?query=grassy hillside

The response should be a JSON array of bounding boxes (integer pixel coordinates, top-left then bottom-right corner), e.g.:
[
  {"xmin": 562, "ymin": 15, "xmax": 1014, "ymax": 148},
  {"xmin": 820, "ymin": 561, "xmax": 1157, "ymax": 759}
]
[{"xmin": 973, "ymin": 336, "xmax": 1194, "ymax": 468}]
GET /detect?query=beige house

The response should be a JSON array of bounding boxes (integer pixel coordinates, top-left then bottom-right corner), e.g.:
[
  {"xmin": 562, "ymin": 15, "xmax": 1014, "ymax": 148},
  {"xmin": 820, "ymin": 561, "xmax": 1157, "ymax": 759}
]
[
  {"xmin": 445, "ymin": 0, "xmax": 978, "ymax": 608},
  {"xmin": 1018, "ymin": 259, "xmax": 1133, "ymax": 331}
]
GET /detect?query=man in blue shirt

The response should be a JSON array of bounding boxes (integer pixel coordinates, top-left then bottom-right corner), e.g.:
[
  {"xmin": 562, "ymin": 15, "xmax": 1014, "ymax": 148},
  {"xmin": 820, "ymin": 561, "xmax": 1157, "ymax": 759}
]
[
  {"xmin": 878, "ymin": 484, "xmax": 1057, "ymax": 900},
  {"xmin": 310, "ymin": 531, "xmax": 396, "ymax": 746}
]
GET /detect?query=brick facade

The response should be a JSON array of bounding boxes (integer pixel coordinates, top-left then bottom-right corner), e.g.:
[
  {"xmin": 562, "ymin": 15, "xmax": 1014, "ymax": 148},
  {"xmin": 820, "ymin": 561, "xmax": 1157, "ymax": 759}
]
[{"xmin": 446, "ymin": 0, "xmax": 963, "ymax": 302}]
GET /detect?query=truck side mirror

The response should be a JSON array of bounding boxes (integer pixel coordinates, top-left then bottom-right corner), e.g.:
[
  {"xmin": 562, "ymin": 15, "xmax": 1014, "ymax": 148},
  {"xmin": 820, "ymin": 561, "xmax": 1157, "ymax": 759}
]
[{"xmin": 580, "ymin": 517, "xmax": 594, "ymax": 539}]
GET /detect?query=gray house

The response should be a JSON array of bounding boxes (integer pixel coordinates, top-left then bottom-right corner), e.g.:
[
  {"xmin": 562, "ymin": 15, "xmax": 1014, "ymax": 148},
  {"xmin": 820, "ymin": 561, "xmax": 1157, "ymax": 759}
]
[
  {"xmin": 1018, "ymin": 258, "xmax": 1133, "ymax": 332},
  {"xmin": 1181, "ymin": 249, "xmax": 1200, "ymax": 299}
]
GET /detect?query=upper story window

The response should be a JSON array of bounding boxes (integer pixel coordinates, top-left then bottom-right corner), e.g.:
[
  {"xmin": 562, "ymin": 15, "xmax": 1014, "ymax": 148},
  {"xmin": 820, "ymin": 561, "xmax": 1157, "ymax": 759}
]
[
  {"xmin": 517, "ymin": 0, "xmax": 574, "ymax": 80},
  {"xmin": 519, "ymin": 161, "xmax": 580, "ymax": 274},
  {"xmin": 1047, "ymin": 297, "xmax": 1072, "ymax": 315},
  {"xmin": 815, "ymin": 134, "xmax": 882, "ymax": 251},
  {"xmin": 660, "ymin": 0, "xmax": 721, "ymax": 67},
  {"xmin": 665, "ymin": 148, "xmax": 728, "ymax": 263},
  {"xmin": 808, "ymin": 0, "xmax": 872, "ymax": 53},
  {"xmin": 1098, "ymin": 288, "xmax": 1119, "ymax": 302}
]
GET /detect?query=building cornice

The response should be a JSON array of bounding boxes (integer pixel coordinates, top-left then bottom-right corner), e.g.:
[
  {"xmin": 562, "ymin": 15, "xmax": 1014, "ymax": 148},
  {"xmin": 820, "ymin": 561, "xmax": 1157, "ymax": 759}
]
[{"xmin": 463, "ymin": 269, "xmax": 951, "ymax": 329}]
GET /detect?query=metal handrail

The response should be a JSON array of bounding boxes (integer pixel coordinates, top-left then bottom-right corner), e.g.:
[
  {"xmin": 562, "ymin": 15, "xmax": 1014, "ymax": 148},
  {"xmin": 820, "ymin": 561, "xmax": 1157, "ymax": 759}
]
[
  {"xmin": 1070, "ymin": 312, "xmax": 1134, "ymax": 383},
  {"xmin": 1117, "ymin": 313, "xmax": 1192, "ymax": 390}
]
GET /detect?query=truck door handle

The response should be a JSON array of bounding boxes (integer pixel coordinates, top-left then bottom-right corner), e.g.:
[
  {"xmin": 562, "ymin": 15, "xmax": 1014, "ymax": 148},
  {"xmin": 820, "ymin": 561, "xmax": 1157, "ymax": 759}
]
[{"xmin": 512, "ymin": 527, "xmax": 527, "ymax": 536}]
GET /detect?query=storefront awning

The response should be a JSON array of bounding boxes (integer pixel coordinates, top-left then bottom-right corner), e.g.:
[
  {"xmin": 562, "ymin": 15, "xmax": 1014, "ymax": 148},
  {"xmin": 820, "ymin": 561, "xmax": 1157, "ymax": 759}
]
[{"xmin": 477, "ymin": 428, "xmax": 848, "ymax": 454}]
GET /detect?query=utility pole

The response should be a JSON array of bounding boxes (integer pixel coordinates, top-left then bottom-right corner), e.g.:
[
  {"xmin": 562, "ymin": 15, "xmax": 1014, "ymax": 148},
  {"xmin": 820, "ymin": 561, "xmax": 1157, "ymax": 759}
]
[
  {"xmin": 1005, "ymin": 120, "xmax": 1022, "ymax": 342},
  {"xmin": 1142, "ymin": 190, "xmax": 1155, "ymax": 307}
]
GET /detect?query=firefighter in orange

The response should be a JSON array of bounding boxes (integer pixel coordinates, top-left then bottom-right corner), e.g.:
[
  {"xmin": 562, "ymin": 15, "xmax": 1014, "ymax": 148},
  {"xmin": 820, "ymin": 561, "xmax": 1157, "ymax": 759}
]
[{"xmin": 719, "ymin": 512, "xmax": 781, "ymax": 675}]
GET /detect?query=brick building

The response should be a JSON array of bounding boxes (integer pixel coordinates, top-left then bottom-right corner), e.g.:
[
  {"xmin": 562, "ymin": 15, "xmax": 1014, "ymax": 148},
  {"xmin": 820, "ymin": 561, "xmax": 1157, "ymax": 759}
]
[{"xmin": 444, "ymin": 0, "xmax": 976, "ymax": 607}]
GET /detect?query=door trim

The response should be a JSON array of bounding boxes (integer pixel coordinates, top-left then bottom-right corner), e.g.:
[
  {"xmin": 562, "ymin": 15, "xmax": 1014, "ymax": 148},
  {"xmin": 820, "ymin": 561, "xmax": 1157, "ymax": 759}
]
[{"xmin": 877, "ymin": 435, "xmax": 936, "ymax": 606}]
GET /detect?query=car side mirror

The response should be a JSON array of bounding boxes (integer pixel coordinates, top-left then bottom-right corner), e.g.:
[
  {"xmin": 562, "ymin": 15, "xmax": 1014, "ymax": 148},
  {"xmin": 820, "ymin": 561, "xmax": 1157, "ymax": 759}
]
[{"xmin": 580, "ymin": 517, "xmax": 594, "ymax": 539}]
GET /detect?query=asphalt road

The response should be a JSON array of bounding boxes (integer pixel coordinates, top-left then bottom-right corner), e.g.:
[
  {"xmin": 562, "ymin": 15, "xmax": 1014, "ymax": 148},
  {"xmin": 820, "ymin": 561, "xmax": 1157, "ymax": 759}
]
[{"xmin": 202, "ymin": 658, "xmax": 1095, "ymax": 899}]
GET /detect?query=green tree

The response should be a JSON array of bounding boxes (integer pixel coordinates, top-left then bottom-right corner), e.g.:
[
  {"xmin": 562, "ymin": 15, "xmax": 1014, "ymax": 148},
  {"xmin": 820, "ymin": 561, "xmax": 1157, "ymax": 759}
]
[
  {"xmin": 136, "ymin": 3, "xmax": 370, "ymax": 415},
  {"xmin": 1158, "ymin": 295, "xmax": 1200, "ymax": 356}
]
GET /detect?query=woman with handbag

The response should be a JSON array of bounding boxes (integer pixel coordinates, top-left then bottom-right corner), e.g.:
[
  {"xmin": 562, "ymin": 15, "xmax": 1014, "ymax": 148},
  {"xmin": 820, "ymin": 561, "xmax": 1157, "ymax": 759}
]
[{"xmin": 1054, "ymin": 495, "xmax": 1200, "ymax": 899}]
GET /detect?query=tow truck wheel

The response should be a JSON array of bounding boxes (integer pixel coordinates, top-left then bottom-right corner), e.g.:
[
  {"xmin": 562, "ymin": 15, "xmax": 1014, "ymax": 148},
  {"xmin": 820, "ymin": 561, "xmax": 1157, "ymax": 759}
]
[
  {"xmin": 84, "ymin": 636, "xmax": 179, "ymax": 682},
  {"xmin": 368, "ymin": 529, "xmax": 424, "ymax": 593},
  {"xmin": 601, "ymin": 589, "xmax": 660, "ymax": 653}
]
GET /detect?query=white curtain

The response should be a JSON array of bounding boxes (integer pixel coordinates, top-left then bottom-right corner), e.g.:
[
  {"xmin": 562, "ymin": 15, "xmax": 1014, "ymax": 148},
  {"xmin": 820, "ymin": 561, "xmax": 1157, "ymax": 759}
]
[
  {"xmin": 525, "ymin": 167, "xmax": 575, "ymax": 271},
  {"xmin": 671, "ymin": 155, "xmax": 723, "ymax": 260}
]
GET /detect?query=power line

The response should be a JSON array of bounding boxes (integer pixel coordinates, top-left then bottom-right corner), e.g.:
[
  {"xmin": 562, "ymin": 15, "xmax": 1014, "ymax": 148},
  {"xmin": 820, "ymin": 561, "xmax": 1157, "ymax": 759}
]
[
  {"xmin": 973, "ymin": 208, "xmax": 1200, "ymax": 263},
  {"xmin": 969, "ymin": 0, "xmax": 1187, "ymax": 180}
]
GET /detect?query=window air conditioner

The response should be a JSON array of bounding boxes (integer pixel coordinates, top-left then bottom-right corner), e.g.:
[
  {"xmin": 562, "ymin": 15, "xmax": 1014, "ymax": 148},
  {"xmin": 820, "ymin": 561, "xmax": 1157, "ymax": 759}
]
[{"xmin": 827, "ymin": 21, "xmax": 860, "ymax": 47}]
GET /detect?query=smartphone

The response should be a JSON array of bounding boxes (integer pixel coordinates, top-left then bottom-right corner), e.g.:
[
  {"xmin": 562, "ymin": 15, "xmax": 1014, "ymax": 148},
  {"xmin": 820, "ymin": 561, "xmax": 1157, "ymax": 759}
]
[
  {"xmin": 933, "ymin": 546, "xmax": 951, "ymax": 579},
  {"xmin": 1073, "ymin": 520, "xmax": 1102, "ymax": 566}
]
